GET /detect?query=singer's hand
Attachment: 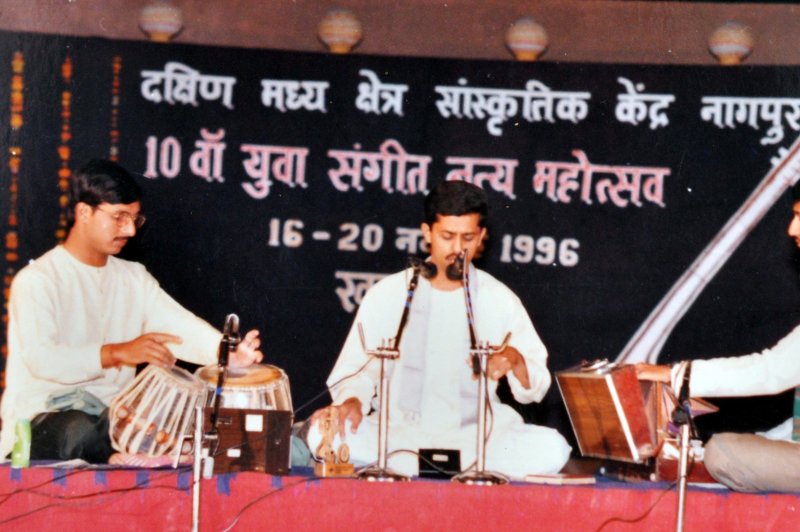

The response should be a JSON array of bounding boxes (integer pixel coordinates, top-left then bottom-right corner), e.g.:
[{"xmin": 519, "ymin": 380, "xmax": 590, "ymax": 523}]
[
  {"xmin": 486, "ymin": 345, "xmax": 530, "ymax": 389},
  {"xmin": 336, "ymin": 397, "xmax": 363, "ymax": 437},
  {"xmin": 229, "ymin": 329, "xmax": 263, "ymax": 368},
  {"xmin": 311, "ymin": 397, "xmax": 363, "ymax": 438},
  {"xmin": 101, "ymin": 333, "xmax": 181, "ymax": 369},
  {"xmin": 635, "ymin": 363, "xmax": 671, "ymax": 383}
]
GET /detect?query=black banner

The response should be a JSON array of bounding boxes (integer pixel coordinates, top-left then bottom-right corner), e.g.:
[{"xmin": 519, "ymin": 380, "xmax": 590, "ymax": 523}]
[{"xmin": 2, "ymin": 31, "xmax": 799, "ymax": 441}]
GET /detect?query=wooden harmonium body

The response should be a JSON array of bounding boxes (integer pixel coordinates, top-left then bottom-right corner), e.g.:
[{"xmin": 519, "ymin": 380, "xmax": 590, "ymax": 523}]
[
  {"xmin": 556, "ymin": 360, "xmax": 716, "ymax": 482},
  {"xmin": 556, "ymin": 361, "xmax": 658, "ymax": 464},
  {"xmin": 203, "ymin": 408, "xmax": 292, "ymax": 476}
]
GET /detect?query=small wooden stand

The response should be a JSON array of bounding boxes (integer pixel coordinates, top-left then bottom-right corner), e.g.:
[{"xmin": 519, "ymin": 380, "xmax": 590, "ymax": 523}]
[
  {"xmin": 314, "ymin": 462, "xmax": 355, "ymax": 477},
  {"xmin": 311, "ymin": 406, "xmax": 355, "ymax": 478}
]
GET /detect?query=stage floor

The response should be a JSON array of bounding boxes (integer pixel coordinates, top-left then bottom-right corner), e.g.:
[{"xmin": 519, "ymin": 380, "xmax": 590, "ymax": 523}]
[{"xmin": 0, "ymin": 462, "xmax": 797, "ymax": 531}]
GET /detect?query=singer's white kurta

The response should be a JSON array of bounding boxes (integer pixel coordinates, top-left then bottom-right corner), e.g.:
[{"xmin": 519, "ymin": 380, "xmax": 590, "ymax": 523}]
[
  {"xmin": 0, "ymin": 245, "xmax": 221, "ymax": 458},
  {"xmin": 325, "ymin": 267, "xmax": 571, "ymax": 478}
]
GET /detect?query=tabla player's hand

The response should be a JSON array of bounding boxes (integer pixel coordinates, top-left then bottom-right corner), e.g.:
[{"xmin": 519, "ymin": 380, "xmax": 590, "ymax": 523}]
[
  {"xmin": 102, "ymin": 333, "xmax": 181, "ymax": 369},
  {"xmin": 230, "ymin": 329, "xmax": 264, "ymax": 368},
  {"xmin": 635, "ymin": 363, "xmax": 671, "ymax": 383}
]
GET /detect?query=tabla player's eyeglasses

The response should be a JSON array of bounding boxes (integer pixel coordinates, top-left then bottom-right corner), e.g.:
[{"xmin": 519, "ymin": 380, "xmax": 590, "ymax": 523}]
[{"xmin": 94, "ymin": 206, "xmax": 146, "ymax": 229}]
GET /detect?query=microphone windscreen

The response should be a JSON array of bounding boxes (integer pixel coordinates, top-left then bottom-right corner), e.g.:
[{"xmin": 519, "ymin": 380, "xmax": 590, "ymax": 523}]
[
  {"xmin": 421, "ymin": 261, "xmax": 437, "ymax": 279},
  {"xmin": 409, "ymin": 256, "xmax": 437, "ymax": 279},
  {"xmin": 445, "ymin": 251, "xmax": 465, "ymax": 281}
]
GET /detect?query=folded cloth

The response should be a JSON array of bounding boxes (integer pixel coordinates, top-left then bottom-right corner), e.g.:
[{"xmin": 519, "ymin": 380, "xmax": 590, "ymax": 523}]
[{"xmin": 46, "ymin": 388, "xmax": 107, "ymax": 417}]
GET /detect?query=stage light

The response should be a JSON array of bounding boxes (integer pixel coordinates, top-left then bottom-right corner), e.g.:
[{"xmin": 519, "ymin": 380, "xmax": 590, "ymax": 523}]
[
  {"xmin": 708, "ymin": 21, "xmax": 754, "ymax": 65},
  {"xmin": 318, "ymin": 8, "xmax": 363, "ymax": 54},
  {"xmin": 139, "ymin": 0, "xmax": 184, "ymax": 43},
  {"xmin": 505, "ymin": 17, "xmax": 549, "ymax": 62}
]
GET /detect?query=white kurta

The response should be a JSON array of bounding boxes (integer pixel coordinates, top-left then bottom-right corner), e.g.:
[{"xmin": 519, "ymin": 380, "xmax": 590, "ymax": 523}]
[
  {"xmin": 325, "ymin": 267, "xmax": 571, "ymax": 478},
  {"xmin": 678, "ymin": 323, "xmax": 800, "ymax": 440},
  {"xmin": 0, "ymin": 246, "xmax": 222, "ymax": 457}
]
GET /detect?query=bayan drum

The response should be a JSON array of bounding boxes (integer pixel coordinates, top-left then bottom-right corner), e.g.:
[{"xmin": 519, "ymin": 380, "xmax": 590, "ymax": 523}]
[
  {"xmin": 195, "ymin": 364, "xmax": 292, "ymax": 412},
  {"xmin": 109, "ymin": 365, "xmax": 206, "ymax": 458}
]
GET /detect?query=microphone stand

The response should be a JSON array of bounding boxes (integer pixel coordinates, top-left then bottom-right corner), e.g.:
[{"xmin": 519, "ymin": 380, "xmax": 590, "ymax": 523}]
[
  {"xmin": 356, "ymin": 262, "xmax": 422, "ymax": 482},
  {"xmin": 676, "ymin": 421, "xmax": 691, "ymax": 532},
  {"xmin": 206, "ymin": 314, "xmax": 240, "ymax": 454},
  {"xmin": 453, "ymin": 251, "xmax": 509, "ymax": 486},
  {"xmin": 672, "ymin": 362, "xmax": 694, "ymax": 532},
  {"xmin": 193, "ymin": 313, "xmax": 240, "ymax": 532},
  {"xmin": 355, "ymin": 338, "xmax": 407, "ymax": 482},
  {"xmin": 192, "ymin": 405, "xmax": 203, "ymax": 532}
]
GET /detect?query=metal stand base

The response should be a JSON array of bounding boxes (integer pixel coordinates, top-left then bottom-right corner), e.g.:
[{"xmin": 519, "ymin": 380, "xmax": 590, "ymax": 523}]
[
  {"xmin": 454, "ymin": 343, "xmax": 509, "ymax": 487},
  {"xmin": 356, "ymin": 464, "xmax": 409, "ymax": 482},
  {"xmin": 452, "ymin": 469, "xmax": 508, "ymax": 486},
  {"xmin": 355, "ymin": 339, "xmax": 409, "ymax": 483}
]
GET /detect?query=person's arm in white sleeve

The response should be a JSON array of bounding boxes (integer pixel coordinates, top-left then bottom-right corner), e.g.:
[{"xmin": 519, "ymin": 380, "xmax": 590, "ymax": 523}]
[
  {"xmin": 688, "ymin": 324, "xmax": 800, "ymax": 398},
  {"xmin": 9, "ymin": 270, "xmax": 105, "ymax": 384},
  {"xmin": 503, "ymin": 296, "xmax": 551, "ymax": 404}
]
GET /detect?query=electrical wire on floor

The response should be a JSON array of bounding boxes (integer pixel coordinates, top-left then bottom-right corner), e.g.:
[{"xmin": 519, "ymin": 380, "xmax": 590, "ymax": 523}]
[
  {"xmin": 217, "ymin": 476, "xmax": 310, "ymax": 532},
  {"xmin": 593, "ymin": 457, "xmax": 696, "ymax": 531},
  {"xmin": 0, "ymin": 463, "xmax": 193, "ymax": 526},
  {"xmin": 593, "ymin": 480, "xmax": 677, "ymax": 531},
  {"xmin": 0, "ymin": 466, "xmax": 90, "ymax": 504}
]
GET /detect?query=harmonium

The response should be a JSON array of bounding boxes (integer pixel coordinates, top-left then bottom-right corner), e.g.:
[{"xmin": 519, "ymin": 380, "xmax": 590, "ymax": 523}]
[{"xmin": 556, "ymin": 360, "xmax": 717, "ymax": 483}]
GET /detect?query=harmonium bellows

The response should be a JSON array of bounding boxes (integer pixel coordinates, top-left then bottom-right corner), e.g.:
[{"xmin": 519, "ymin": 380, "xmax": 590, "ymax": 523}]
[{"xmin": 556, "ymin": 361, "xmax": 659, "ymax": 464}]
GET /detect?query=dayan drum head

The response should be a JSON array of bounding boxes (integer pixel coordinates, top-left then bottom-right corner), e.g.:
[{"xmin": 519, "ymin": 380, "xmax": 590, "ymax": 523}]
[{"xmin": 195, "ymin": 363, "xmax": 293, "ymax": 412}]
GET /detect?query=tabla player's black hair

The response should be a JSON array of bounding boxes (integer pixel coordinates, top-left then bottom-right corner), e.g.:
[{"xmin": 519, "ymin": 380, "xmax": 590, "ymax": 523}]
[{"xmin": 67, "ymin": 159, "xmax": 142, "ymax": 227}]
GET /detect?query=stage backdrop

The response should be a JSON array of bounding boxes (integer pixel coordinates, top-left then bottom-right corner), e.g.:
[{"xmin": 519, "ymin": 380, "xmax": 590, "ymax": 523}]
[{"xmin": 2, "ymin": 30, "xmax": 800, "ymax": 446}]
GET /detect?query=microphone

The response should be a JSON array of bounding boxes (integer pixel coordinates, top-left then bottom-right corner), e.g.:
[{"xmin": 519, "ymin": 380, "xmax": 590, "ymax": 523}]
[
  {"xmin": 409, "ymin": 256, "xmax": 437, "ymax": 279},
  {"xmin": 408, "ymin": 250, "xmax": 466, "ymax": 281},
  {"xmin": 223, "ymin": 313, "xmax": 240, "ymax": 338},
  {"xmin": 218, "ymin": 313, "xmax": 240, "ymax": 367},
  {"xmin": 211, "ymin": 313, "xmax": 240, "ymax": 441},
  {"xmin": 671, "ymin": 361, "xmax": 693, "ymax": 427},
  {"xmin": 445, "ymin": 249, "xmax": 467, "ymax": 281}
]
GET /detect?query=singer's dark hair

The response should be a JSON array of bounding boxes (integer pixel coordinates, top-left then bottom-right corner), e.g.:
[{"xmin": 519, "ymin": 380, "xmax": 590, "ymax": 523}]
[
  {"xmin": 423, "ymin": 180, "xmax": 488, "ymax": 227},
  {"xmin": 68, "ymin": 159, "xmax": 143, "ymax": 227}
]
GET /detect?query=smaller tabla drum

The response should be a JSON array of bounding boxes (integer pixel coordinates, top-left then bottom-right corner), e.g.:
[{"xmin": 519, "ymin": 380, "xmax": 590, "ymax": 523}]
[
  {"xmin": 109, "ymin": 365, "xmax": 206, "ymax": 457},
  {"xmin": 195, "ymin": 364, "xmax": 293, "ymax": 412}
]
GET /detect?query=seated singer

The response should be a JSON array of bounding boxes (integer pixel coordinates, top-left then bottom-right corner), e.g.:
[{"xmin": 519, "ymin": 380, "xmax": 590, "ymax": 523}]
[
  {"xmin": 1, "ymin": 159, "xmax": 263, "ymax": 464},
  {"xmin": 638, "ymin": 193, "xmax": 800, "ymax": 493},
  {"xmin": 309, "ymin": 180, "xmax": 570, "ymax": 478}
]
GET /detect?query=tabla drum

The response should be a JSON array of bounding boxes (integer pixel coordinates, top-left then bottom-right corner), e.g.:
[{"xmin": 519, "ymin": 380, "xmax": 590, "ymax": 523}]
[
  {"xmin": 195, "ymin": 364, "xmax": 292, "ymax": 412},
  {"xmin": 109, "ymin": 365, "xmax": 206, "ymax": 458}
]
